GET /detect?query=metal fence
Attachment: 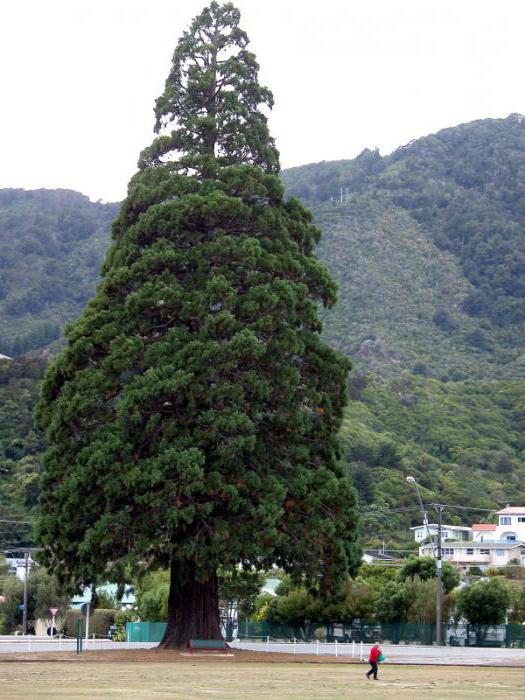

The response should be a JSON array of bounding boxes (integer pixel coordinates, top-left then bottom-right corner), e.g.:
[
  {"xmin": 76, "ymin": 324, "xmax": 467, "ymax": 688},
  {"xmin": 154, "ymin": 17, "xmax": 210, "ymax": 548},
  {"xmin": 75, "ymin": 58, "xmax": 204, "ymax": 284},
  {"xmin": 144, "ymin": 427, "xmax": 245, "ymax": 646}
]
[{"xmin": 235, "ymin": 621, "xmax": 525, "ymax": 648}]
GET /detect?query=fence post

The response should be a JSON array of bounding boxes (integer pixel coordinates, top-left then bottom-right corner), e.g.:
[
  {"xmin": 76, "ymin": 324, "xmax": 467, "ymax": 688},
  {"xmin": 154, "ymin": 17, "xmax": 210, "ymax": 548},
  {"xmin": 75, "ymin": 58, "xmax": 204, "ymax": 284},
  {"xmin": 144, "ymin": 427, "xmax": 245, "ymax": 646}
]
[
  {"xmin": 360, "ymin": 641, "xmax": 363, "ymax": 660},
  {"xmin": 28, "ymin": 636, "xmax": 31, "ymax": 653},
  {"xmin": 59, "ymin": 634, "xmax": 62, "ymax": 651},
  {"xmin": 266, "ymin": 635, "xmax": 269, "ymax": 652},
  {"xmin": 352, "ymin": 641, "xmax": 355, "ymax": 658},
  {"xmin": 335, "ymin": 639, "xmax": 338, "ymax": 657},
  {"xmin": 293, "ymin": 638, "xmax": 296, "ymax": 655},
  {"xmin": 316, "ymin": 639, "xmax": 319, "ymax": 656}
]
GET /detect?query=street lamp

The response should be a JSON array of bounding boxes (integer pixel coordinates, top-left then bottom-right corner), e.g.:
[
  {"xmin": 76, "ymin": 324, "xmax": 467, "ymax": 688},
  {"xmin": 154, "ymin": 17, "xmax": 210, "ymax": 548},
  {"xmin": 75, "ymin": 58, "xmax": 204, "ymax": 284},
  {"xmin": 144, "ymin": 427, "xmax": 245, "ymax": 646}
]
[
  {"xmin": 406, "ymin": 476, "xmax": 430, "ymax": 544},
  {"xmin": 406, "ymin": 476, "xmax": 444, "ymax": 646}
]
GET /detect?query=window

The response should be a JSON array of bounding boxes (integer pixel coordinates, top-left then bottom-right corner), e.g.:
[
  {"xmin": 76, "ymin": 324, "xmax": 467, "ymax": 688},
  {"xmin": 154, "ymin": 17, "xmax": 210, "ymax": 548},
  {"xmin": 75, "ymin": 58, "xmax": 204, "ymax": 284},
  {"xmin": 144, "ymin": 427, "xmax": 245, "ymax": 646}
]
[
  {"xmin": 495, "ymin": 549, "xmax": 505, "ymax": 557},
  {"xmin": 518, "ymin": 517, "xmax": 525, "ymax": 523},
  {"xmin": 416, "ymin": 531, "xmax": 422, "ymax": 539},
  {"xmin": 443, "ymin": 548, "xmax": 454, "ymax": 556},
  {"xmin": 500, "ymin": 516, "xmax": 512, "ymax": 525},
  {"xmin": 466, "ymin": 548, "xmax": 474, "ymax": 555},
  {"xmin": 480, "ymin": 549, "xmax": 490, "ymax": 555}
]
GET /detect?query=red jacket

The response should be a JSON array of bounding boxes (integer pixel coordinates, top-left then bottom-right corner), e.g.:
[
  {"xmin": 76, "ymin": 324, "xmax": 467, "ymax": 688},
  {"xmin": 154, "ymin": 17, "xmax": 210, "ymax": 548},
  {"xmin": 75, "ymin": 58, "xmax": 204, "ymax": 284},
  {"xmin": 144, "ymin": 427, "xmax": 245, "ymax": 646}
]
[{"xmin": 369, "ymin": 646, "xmax": 381, "ymax": 663}]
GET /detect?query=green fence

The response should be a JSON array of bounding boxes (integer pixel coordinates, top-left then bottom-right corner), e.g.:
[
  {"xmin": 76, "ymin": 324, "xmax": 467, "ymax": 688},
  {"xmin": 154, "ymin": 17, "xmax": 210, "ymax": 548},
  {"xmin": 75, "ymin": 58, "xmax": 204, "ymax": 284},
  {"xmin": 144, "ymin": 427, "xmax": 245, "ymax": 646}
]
[
  {"xmin": 236, "ymin": 620, "xmax": 525, "ymax": 647},
  {"xmin": 126, "ymin": 621, "xmax": 167, "ymax": 642}
]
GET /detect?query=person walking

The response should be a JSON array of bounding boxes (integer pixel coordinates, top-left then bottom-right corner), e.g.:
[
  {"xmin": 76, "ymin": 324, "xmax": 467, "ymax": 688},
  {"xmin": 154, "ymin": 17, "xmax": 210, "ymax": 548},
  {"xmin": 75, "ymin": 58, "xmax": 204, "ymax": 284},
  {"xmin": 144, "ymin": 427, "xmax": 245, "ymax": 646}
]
[{"xmin": 366, "ymin": 641, "xmax": 382, "ymax": 680}]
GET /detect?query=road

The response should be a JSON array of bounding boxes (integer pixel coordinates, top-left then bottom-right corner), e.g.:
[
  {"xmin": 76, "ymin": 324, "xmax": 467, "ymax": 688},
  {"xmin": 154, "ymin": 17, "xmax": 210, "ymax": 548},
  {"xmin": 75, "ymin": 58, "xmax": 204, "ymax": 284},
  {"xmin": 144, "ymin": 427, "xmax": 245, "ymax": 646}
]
[{"xmin": 231, "ymin": 641, "xmax": 525, "ymax": 666}]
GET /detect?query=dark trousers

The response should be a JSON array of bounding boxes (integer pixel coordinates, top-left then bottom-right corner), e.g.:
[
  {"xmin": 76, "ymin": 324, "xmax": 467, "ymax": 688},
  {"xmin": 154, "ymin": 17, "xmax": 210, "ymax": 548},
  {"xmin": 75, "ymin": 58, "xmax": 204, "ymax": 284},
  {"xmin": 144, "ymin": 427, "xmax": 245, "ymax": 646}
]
[{"xmin": 367, "ymin": 661, "xmax": 378, "ymax": 679}]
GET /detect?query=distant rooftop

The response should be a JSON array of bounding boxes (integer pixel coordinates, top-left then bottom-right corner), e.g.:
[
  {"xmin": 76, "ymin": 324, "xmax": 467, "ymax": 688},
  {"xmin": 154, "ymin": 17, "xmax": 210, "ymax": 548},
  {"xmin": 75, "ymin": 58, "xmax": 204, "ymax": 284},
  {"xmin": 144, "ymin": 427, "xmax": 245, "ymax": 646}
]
[
  {"xmin": 472, "ymin": 524, "xmax": 497, "ymax": 531},
  {"xmin": 496, "ymin": 507, "xmax": 525, "ymax": 515},
  {"xmin": 410, "ymin": 524, "xmax": 471, "ymax": 531}
]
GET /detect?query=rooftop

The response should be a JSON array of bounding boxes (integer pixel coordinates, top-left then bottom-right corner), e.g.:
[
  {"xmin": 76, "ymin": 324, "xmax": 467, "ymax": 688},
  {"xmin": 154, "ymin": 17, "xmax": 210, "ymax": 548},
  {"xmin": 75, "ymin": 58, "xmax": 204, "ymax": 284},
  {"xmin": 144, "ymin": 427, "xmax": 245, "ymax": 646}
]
[
  {"xmin": 496, "ymin": 507, "xmax": 525, "ymax": 515},
  {"xmin": 410, "ymin": 524, "xmax": 471, "ymax": 531},
  {"xmin": 471, "ymin": 524, "xmax": 497, "ymax": 531},
  {"xmin": 421, "ymin": 541, "xmax": 524, "ymax": 549}
]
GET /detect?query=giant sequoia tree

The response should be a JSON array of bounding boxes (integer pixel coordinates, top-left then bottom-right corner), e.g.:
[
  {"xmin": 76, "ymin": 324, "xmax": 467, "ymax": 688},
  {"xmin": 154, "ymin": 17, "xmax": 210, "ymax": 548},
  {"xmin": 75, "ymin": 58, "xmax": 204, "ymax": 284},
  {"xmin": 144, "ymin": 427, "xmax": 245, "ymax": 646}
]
[{"xmin": 36, "ymin": 2, "xmax": 360, "ymax": 647}]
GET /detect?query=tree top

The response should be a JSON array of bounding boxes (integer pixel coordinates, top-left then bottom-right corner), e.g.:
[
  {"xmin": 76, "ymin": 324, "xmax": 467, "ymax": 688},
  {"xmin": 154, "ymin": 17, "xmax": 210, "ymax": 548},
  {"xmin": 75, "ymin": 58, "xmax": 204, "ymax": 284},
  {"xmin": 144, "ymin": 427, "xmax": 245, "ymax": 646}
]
[{"xmin": 138, "ymin": 2, "xmax": 280, "ymax": 178}]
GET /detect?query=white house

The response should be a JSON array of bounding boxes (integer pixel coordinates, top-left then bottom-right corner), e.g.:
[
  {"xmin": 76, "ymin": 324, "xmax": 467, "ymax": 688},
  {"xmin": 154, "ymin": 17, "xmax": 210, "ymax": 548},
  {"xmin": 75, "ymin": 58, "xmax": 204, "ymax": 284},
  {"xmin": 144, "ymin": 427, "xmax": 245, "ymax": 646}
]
[
  {"xmin": 411, "ymin": 524, "xmax": 471, "ymax": 543},
  {"xmin": 5, "ymin": 556, "xmax": 34, "ymax": 581},
  {"xmin": 415, "ymin": 506, "xmax": 525, "ymax": 570},
  {"xmin": 471, "ymin": 507, "xmax": 525, "ymax": 544},
  {"xmin": 419, "ymin": 541, "xmax": 525, "ymax": 571}
]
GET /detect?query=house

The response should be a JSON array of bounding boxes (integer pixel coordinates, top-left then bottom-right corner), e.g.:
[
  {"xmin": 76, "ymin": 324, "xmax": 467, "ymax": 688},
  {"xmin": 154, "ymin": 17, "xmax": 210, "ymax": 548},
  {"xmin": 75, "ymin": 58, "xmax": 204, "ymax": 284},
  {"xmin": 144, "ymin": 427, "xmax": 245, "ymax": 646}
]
[
  {"xmin": 410, "ymin": 524, "xmax": 471, "ymax": 543},
  {"xmin": 415, "ymin": 505, "xmax": 525, "ymax": 571},
  {"xmin": 471, "ymin": 507, "xmax": 525, "ymax": 544},
  {"xmin": 5, "ymin": 555, "xmax": 34, "ymax": 581},
  {"xmin": 362, "ymin": 550, "xmax": 398, "ymax": 565},
  {"xmin": 419, "ymin": 541, "xmax": 525, "ymax": 571}
]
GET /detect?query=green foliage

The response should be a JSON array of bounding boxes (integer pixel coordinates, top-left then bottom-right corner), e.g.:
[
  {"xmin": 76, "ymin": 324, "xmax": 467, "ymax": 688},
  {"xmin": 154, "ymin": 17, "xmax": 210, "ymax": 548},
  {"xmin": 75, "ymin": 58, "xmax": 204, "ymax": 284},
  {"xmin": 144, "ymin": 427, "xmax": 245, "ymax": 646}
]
[
  {"xmin": 0, "ymin": 571, "xmax": 24, "ymax": 632},
  {"xmin": 0, "ymin": 357, "xmax": 47, "ymax": 548},
  {"xmin": 28, "ymin": 566, "xmax": 71, "ymax": 622},
  {"xmin": 135, "ymin": 571, "xmax": 169, "ymax": 622},
  {"xmin": 510, "ymin": 584, "xmax": 525, "ymax": 623},
  {"xmin": 63, "ymin": 608, "xmax": 116, "ymax": 637},
  {"xmin": 219, "ymin": 568, "xmax": 264, "ymax": 621},
  {"xmin": 282, "ymin": 116, "xmax": 525, "ymax": 380},
  {"xmin": 140, "ymin": 1, "xmax": 278, "ymax": 178},
  {"xmin": 374, "ymin": 581, "xmax": 411, "ymax": 623},
  {"xmin": 0, "ymin": 189, "xmax": 117, "ymax": 356},
  {"xmin": 114, "ymin": 608, "xmax": 139, "ymax": 641},
  {"xmin": 94, "ymin": 589, "xmax": 118, "ymax": 610},
  {"xmin": 35, "ymin": 3, "xmax": 359, "ymax": 649},
  {"xmin": 0, "ymin": 565, "xmax": 70, "ymax": 633},
  {"xmin": 398, "ymin": 556, "xmax": 460, "ymax": 594},
  {"xmin": 341, "ymin": 373, "xmax": 525, "ymax": 543},
  {"xmin": 455, "ymin": 578, "xmax": 511, "ymax": 626}
]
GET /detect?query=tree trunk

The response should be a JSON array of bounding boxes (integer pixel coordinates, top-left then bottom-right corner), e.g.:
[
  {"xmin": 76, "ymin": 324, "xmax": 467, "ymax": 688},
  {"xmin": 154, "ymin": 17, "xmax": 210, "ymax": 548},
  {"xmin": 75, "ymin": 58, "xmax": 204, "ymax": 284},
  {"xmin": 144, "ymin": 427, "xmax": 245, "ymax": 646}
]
[{"xmin": 159, "ymin": 559, "xmax": 223, "ymax": 649}]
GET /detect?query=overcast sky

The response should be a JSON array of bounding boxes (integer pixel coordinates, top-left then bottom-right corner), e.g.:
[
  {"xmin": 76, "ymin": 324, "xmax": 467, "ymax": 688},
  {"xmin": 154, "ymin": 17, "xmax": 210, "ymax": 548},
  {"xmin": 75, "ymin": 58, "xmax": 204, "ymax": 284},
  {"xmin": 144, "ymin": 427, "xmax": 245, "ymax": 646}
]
[{"xmin": 1, "ymin": 0, "xmax": 524, "ymax": 202}]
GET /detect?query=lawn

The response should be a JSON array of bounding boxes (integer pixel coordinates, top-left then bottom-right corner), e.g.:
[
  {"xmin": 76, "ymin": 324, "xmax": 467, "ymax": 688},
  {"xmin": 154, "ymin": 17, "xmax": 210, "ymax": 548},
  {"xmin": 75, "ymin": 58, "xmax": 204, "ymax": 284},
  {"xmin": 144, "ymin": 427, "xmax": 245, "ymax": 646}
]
[{"xmin": 1, "ymin": 657, "xmax": 524, "ymax": 699}]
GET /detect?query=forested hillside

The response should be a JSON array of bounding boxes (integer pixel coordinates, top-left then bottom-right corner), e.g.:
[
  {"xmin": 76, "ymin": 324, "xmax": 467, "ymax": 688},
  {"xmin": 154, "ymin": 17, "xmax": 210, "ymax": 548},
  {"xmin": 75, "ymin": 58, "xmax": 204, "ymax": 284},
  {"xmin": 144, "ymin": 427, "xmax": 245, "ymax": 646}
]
[
  {"xmin": 0, "ymin": 189, "xmax": 117, "ymax": 356},
  {"xmin": 0, "ymin": 357, "xmax": 45, "ymax": 547},
  {"xmin": 1, "ymin": 115, "xmax": 525, "ymax": 547},
  {"xmin": 283, "ymin": 114, "xmax": 525, "ymax": 380}
]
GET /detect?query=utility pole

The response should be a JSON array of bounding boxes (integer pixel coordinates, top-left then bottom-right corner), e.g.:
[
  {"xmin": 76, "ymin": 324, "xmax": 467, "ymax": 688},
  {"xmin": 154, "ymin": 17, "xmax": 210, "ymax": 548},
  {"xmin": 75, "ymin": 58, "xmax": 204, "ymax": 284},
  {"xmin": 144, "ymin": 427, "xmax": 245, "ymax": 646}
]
[
  {"xmin": 22, "ymin": 552, "xmax": 29, "ymax": 635},
  {"xmin": 434, "ymin": 504, "xmax": 444, "ymax": 646}
]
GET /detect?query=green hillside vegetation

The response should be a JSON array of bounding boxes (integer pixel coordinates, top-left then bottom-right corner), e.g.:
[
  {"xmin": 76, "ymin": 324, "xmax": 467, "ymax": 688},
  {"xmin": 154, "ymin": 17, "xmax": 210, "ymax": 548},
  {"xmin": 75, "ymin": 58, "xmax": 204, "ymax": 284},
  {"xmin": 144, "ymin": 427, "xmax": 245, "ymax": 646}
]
[
  {"xmin": 0, "ymin": 357, "xmax": 44, "ymax": 547},
  {"xmin": 1, "ymin": 116, "xmax": 525, "ymax": 549},
  {"xmin": 313, "ymin": 195, "xmax": 514, "ymax": 380},
  {"xmin": 0, "ymin": 189, "xmax": 117, "ymax": 356},
  {"xmin": 343, "ymin": 372, "xmax": 525, "ymax": 544},
  {"xmin": 283, "ymin": 114, "xmax": 525, "ymax": 379}
]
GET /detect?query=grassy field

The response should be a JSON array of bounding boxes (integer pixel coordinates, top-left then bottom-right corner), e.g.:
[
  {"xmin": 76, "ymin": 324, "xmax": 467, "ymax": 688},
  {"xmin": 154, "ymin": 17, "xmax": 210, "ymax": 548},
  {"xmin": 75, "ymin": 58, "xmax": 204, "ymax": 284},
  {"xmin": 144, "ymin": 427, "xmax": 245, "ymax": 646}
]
[{"xmin": 1, "ymin": 659, "xmax": 525, "ymax": 699}]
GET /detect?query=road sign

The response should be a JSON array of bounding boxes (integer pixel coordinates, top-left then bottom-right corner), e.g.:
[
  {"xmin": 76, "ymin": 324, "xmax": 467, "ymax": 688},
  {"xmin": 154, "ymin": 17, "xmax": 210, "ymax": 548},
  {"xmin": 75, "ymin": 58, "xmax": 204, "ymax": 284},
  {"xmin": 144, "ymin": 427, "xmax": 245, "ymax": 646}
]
[{"xmin": 49, "ymin": 607, "xmax": 59, "ymax": 616}]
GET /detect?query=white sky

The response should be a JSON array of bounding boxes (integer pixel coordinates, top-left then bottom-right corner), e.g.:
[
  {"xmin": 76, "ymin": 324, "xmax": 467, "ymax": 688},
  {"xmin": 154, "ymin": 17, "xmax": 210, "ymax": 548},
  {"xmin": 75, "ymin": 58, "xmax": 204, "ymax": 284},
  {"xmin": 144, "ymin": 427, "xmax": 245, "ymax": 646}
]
[{"xmin": 1, "ymin": 0, "xmax": 524, "ymax": 202}]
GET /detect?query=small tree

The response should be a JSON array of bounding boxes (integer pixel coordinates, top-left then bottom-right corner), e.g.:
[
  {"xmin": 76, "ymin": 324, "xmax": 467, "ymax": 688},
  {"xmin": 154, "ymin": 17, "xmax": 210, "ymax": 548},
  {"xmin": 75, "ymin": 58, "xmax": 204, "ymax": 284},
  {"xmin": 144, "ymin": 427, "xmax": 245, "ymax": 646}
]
[
  {"xmin": 218, "ymin": 569, "xmax": 263, "ymax": 634},
  {"xmin": 455, "ymin": 578, "xmax": 511, "ymax": 643},
  {"xmin": 266, "ymin": 587, "xmax": 316, "ymax": 640},
  {"xmin": 375, "ymin": 581, "xmax": 411, "ymax": 623},
  {"xmin": 398, "ymin": 556, "xmax": 460, "ymax": 593}
]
